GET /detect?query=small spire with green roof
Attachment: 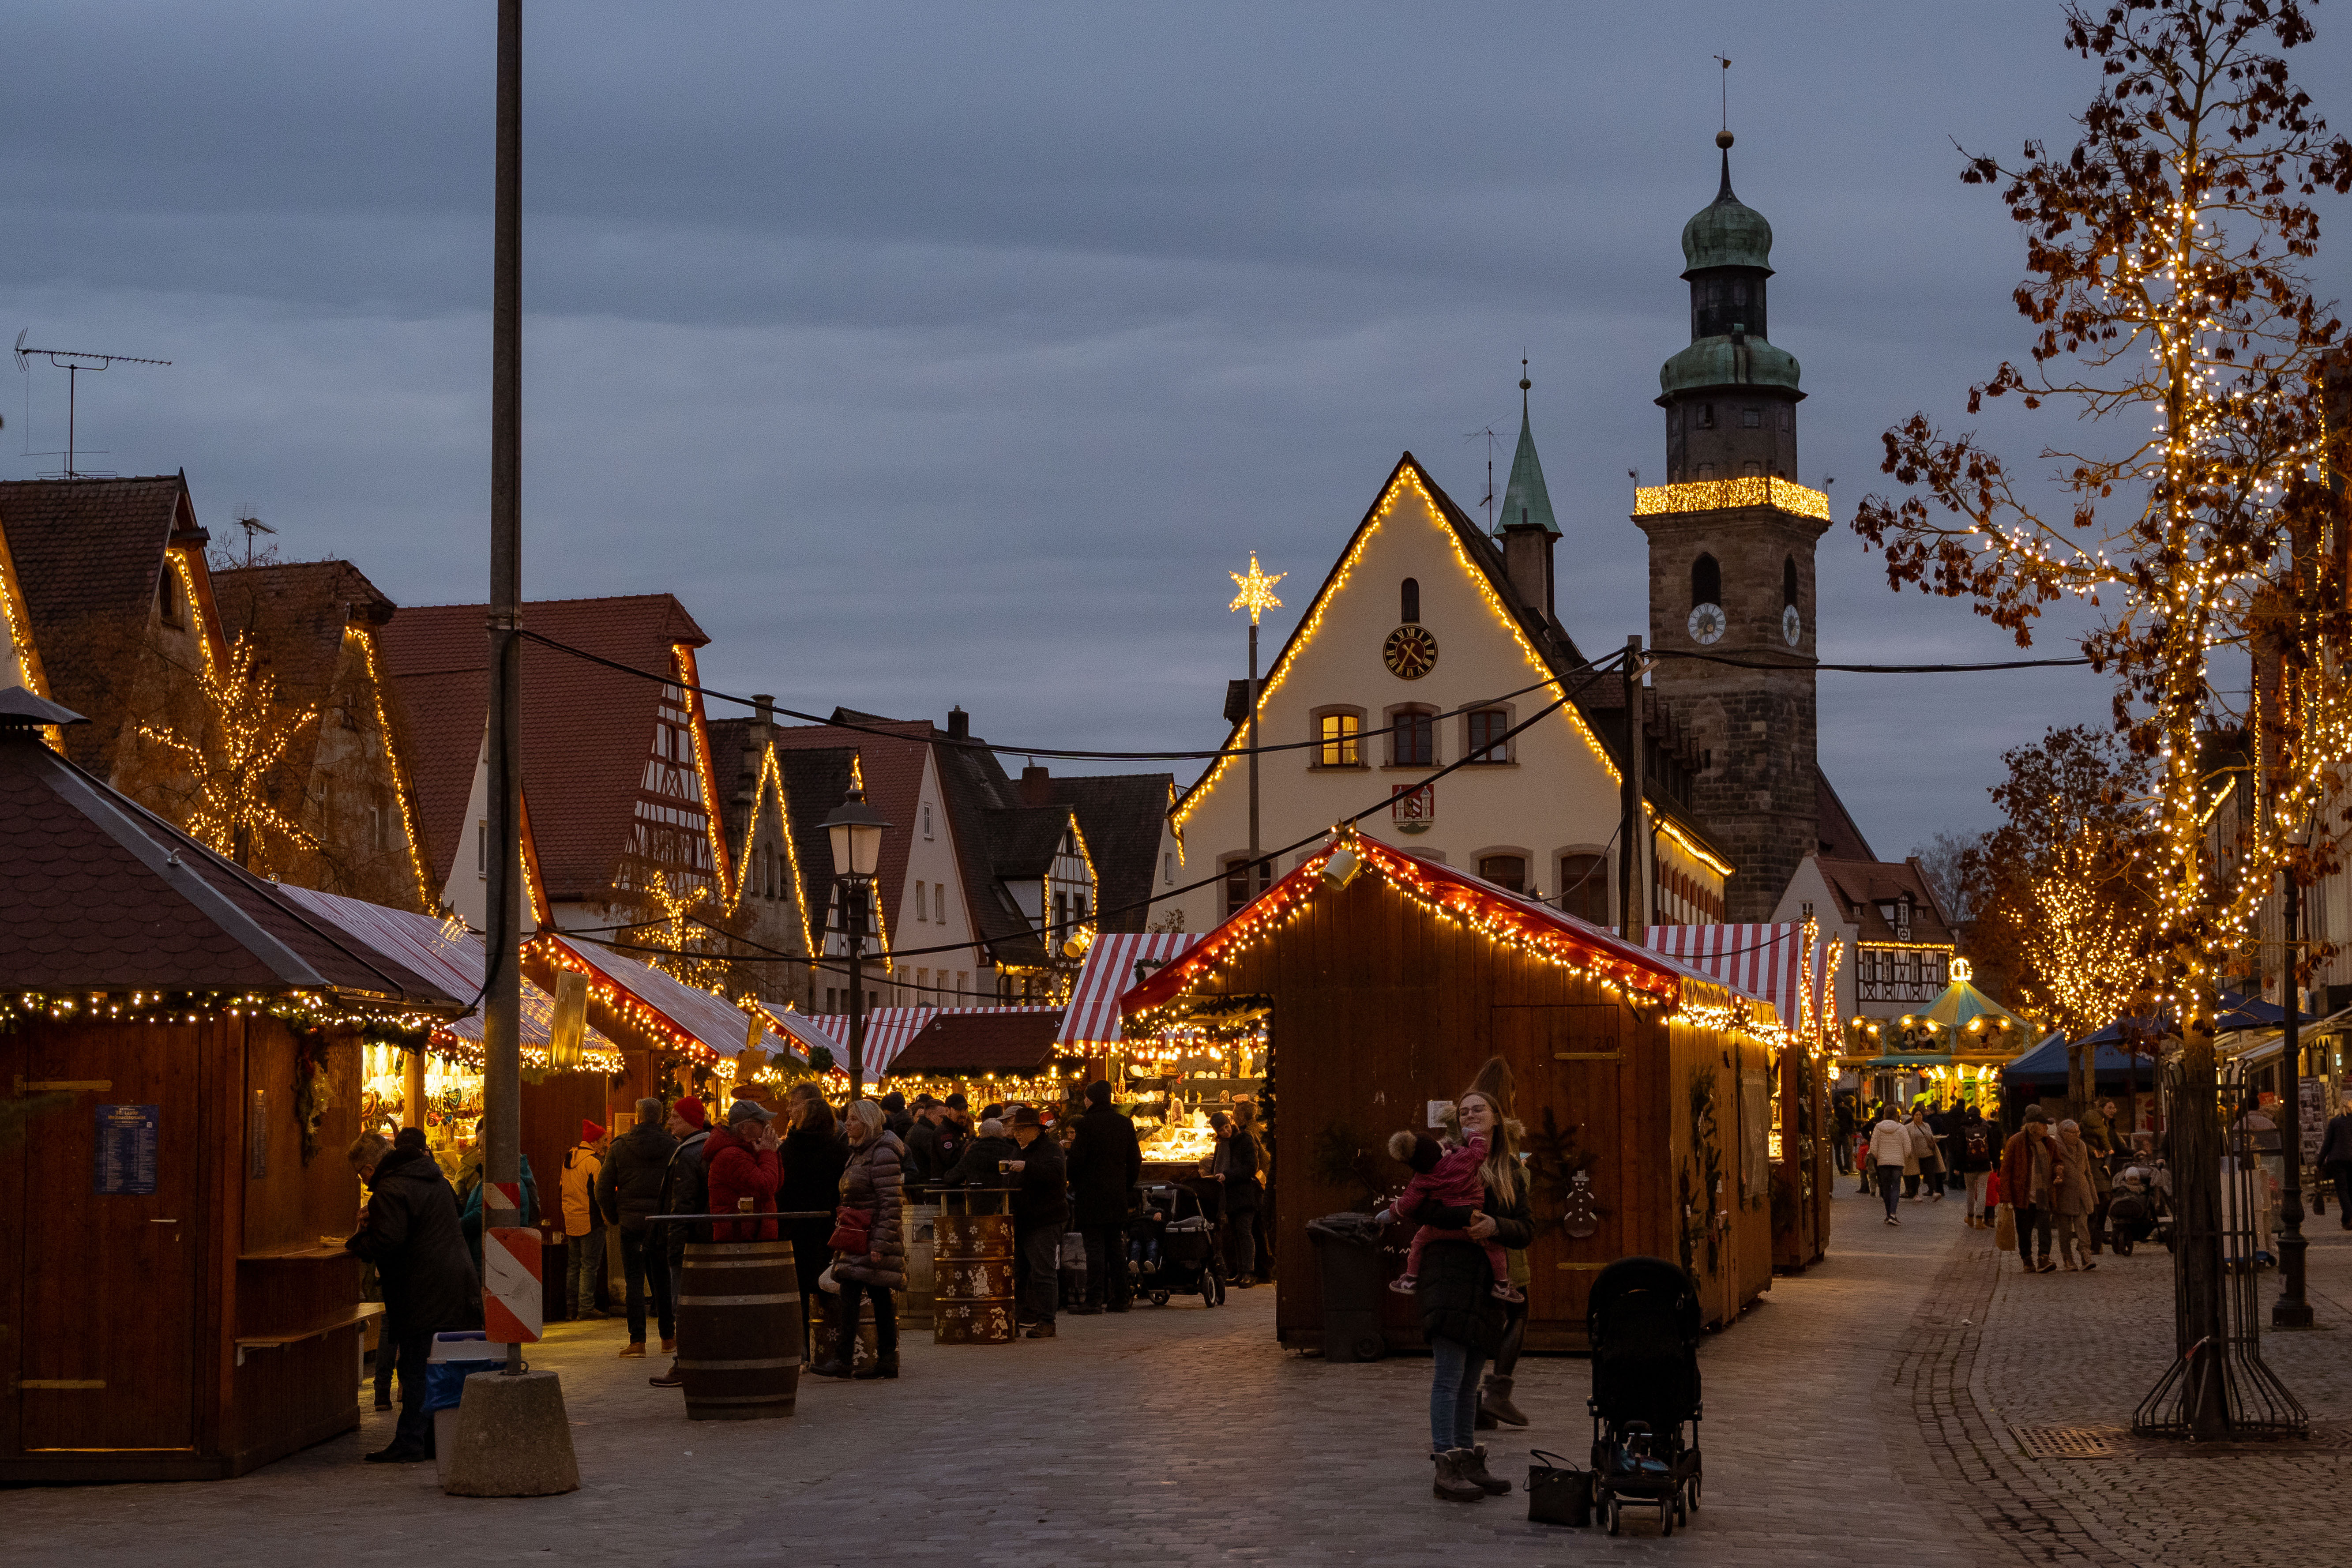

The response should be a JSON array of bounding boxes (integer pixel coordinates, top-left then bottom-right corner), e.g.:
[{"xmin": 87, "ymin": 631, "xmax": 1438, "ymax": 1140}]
[{"xmin": 1495, "ymin": 359, "xmax": 1559, "ymax": 537}]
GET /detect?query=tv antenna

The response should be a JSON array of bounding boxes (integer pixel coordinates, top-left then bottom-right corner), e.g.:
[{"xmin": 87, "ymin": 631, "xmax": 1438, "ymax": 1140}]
[
  {"xmin": 14, "ymin": 330, "xmax": 172, "ymax": 479},
  {"xmin": 234, "ymin": 508, "xmax": 278, "ymax": 568}
]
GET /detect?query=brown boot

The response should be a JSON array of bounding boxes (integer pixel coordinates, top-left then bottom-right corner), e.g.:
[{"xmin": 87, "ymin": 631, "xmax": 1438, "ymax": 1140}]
[
  {"xmin": 1478, "ymin": 1375, "xmax": 1529, "ymax": 1429},
  {"xmin": 1431, "ymin": 1449, "xmax": 1485, "ymax": 1503},
  {"xmin": 618, "ymin": 1342, "xmax": 647, "ymax": 1358},
  {"xmin": 1461, "ymin": 1445, "xmax": 1513, "ymax": 1496},
  {"xmin": 660, "ymin": 1338, "xmax": 677, "ymax": 1353}
]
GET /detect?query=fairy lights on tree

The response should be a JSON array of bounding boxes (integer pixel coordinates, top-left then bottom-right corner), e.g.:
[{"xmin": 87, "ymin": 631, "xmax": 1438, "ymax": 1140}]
[
  {"xmin": 1854, "ymin": 0, "xmax": 2352, "ymax": 1439},
  {"xmin": 135, "ymin": 629, "xmax": 320, "ymax": 873}
]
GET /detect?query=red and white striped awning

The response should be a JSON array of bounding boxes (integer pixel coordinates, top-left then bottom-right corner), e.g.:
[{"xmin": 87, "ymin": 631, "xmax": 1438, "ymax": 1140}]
[
  {"xmin": 1059, "ymin": 932, "xmax": 1201, "ymax": 1051},
  {"xmin": 1648, "ymin": 924, "xmax": 1828, "ymax": 1041},
  {"xmin": 796, "ymin": 1006, "xmax": 1064, "ymax": 1076}
]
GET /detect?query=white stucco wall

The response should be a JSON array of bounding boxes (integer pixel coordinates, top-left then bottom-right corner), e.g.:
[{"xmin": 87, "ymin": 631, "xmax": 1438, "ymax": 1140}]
[{"xmin": 1168, "ymin": 469, "xmax": 1638, "ymax": 932}]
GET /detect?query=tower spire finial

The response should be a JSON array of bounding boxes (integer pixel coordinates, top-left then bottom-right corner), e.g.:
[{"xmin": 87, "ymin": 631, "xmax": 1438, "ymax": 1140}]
[
  {"xmin": 1520, "ymin": 353, "xmax": 1530, "ymax": 413},
  {"xmin": 1712, "ymin": 55, "xmax": 1735, "ymax": 196}
]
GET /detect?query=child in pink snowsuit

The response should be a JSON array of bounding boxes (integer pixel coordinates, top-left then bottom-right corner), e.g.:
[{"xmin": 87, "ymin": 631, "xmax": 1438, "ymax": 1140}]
[{"xmin": 1382, "ymin": 1129, "xmax": 1519, "ymax": 1301}]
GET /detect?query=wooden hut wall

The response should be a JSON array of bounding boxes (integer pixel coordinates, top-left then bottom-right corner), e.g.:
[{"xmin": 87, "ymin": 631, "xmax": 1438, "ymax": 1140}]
[
  {"xmin": 1170, "ymin": 868, "xmax": 1770, "ymax": 1354},
  {"xmin": 3, "ymin": 1015, "xmax": 372, "ymax": 1481}
]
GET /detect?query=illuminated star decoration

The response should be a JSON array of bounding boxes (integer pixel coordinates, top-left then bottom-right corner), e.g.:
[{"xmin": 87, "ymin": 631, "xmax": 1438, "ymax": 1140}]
[{"xmin": 1227, "ymin": 553, "xmax": 1285, "ymax": 627}]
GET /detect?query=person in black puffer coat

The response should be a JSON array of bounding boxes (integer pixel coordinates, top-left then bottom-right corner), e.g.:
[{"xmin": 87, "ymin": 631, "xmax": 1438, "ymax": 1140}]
[
  {"xmin": 346, "ymin": 1127, "xmax": 480, "ymax": 1463},
  {"xmin": 1065, "ymin": 1081, "xmax": 1142, "ymax": 1313},
  {"xmin": 778, "ymin": 1088, "xmax": 849, "ymax": 1361},
  {"xmin": 1406, "ymin": 1063, "xmax": 1532, "ymax": 1505}
]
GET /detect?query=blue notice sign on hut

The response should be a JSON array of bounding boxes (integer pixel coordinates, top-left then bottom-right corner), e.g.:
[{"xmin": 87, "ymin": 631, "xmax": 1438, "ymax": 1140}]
[{"xmin": 94, "ymin": 1104, "xmax": 158, "ymax": 1196}]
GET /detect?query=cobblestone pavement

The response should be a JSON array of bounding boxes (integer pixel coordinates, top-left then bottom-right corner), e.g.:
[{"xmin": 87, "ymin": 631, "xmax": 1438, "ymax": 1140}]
[
  {"xmin": 11, "ymin": 1186, "xmax": 2346, "ymax": 1566},
  {"xmin": 1899, "ymin": 1188, "xmax": 2352, "ymax": 1567}
]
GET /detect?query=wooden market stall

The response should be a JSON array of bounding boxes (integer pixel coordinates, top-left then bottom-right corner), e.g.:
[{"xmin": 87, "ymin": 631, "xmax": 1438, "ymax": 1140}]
[
  {"xmin": 1121, "ymin": 831, "xmax": 1785, "ymax": 1354},
  {"xmin": 1649, "ymin": 923, "xmax": 1838, "ymax": 1273},
  {"xmin": 881, "ymin": 1009, "xmax": 1071, "ymax": 1105},
  {"xmin": 0, "ymin": 689, "xmax": 465, "ymax": 1481}
]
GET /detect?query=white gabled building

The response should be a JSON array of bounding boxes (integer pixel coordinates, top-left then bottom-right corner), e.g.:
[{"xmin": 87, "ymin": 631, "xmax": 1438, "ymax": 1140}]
[{"xmin": 1166, "ymin": 443, "xmax": 1731, "ymax": 934}]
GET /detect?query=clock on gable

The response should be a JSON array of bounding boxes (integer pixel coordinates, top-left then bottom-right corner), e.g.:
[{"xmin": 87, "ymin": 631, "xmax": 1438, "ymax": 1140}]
[{"xmin": 1383, "ymin": 623, "xmax": 1439, "ymax": 680}]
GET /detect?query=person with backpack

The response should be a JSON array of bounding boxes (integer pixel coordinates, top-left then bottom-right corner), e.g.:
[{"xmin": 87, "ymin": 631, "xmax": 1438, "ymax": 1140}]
[{"xmin": 1957, "ymin": 1106, "xmax": 1996, "ymax": 1228}]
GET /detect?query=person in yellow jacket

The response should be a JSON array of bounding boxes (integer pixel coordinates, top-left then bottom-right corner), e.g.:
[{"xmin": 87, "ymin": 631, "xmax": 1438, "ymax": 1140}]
[{"xmin": 560, "ymin": 1121, "xmax": 609, "ymax": 1320}]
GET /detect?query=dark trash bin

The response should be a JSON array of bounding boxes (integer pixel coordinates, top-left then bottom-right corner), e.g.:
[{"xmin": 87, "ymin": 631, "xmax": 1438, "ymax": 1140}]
[{"xmin": 1307, "ymin": 1212, "xmax": 1388, "ymax": 1362}]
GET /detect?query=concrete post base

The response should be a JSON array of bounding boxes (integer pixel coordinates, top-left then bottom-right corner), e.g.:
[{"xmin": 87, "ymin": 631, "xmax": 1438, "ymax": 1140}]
[{"xmin": 440, "ymin": 1370, "xmax": 580, "ymax": 1497}]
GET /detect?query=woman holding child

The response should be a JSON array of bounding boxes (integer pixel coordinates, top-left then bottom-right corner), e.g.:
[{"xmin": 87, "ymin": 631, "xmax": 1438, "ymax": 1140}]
[{"xmin": 1385, "ymin": 1057, "xmax": 1533, "ymax": 1504}]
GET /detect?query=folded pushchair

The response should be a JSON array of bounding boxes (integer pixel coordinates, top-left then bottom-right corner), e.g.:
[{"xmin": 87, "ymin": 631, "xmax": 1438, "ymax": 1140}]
[{"xmin": 1586, "ymin": 1256, "xmax": 1703, "ymax": 1537}]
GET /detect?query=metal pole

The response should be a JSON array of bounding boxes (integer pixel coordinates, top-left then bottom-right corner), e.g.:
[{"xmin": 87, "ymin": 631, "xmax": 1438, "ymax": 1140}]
[
  {"xmin": 1247, "ymin": 620, "xmax": 1261, "ymax": 897},
  {"xmin": 484, "ymin": 0, "xmax": 525, "ymax": 1376},
  {"xmin": 2275, "ymin": 872, "xmax": 2311, "ymax": 1327},
  {"xmin": 1618, "ymin": 636, "xmax": 1643, "ymax": 942},
  {"xmin": 846, "ymin": 879, "xmax": 865, "ymax": 1104},
  {"xmin": 65, "ymin": 365, "xmax": 75, "ymax": 478}
]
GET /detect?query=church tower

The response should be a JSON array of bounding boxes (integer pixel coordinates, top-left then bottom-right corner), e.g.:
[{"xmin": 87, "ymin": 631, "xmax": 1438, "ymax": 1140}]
[{"xmin": 1634, "ymin": 131, "xmax": 1830, "ymax": 921}]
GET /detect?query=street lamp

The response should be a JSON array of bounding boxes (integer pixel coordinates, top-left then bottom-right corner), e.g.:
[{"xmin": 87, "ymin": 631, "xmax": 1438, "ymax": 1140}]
[{"xmin": 822, "ymin": 785, "xmax": 890, "ymax": 1105}]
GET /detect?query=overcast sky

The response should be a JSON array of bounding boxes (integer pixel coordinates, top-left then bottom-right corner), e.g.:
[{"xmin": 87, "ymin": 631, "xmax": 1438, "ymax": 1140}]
[{"xmin": 6, "ymin": 1, "xmax": 2348, "ymax": 860}]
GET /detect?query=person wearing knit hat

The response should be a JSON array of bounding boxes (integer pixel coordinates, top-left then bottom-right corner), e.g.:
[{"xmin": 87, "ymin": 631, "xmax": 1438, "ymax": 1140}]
[{"xmin": 559, "ymin": 1120, "xmax": 610, "ymax": 1321}]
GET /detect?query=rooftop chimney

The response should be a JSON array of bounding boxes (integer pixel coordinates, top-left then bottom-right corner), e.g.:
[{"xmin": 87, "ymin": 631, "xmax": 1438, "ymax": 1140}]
[
  {"xmin": 751, "ymin": 692, "xmax": 774, "ymax": 727},
  {"xmin": 947, "ymin": 706, "xmax": 969, "ymax": 741},
  {"xmin": 1020, "ymin": 763, "xmax": 1051, "ymax": 805}
]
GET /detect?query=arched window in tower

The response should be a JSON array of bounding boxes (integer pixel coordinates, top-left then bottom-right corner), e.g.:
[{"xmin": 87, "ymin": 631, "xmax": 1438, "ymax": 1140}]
[
  {"xmin": 1783, "ymin": 556, "xmax": 1799, "ymax": 610},
  {"xmin": 1400, "ymin": 577, "xmax": 1420, "ymax": 624},
  {"xmin": 1691, "ymin": 554, "xmax": 1721, "ymax": 610}
]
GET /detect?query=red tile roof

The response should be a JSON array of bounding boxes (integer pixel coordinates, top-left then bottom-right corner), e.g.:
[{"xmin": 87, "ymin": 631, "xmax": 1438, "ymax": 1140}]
[
  {"xmin": 769, "ymin": 713, "xmax": 935, "ymax": 939},
  {"xmin": 0, "ymin": 726, "xmax": 461, "ymax": 1007},
  {"xmin": 1813, "ymin": 855, "xmax": 1956, "ymax": 947},
  {"xmin": 0, "ymin": 475, "xmax": 223, "ymax": 771},
  {"xmin": 375, "ymin": 595, "xmax": 709, "ymax": 902}
]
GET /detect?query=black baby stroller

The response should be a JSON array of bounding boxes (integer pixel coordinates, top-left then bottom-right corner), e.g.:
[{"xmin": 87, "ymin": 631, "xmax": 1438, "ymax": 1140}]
[
  {"xmin": 1128, "ymin": 1180, "xmax": 1227, "ymax": 1307},
  {"xmin": 2108, "ymin": 1159, "xmax": 2172, "ymax": 1256},
  {"xmin": 1586, "ymin": 1256, "xmax": 1703, "ymax": 1538}
]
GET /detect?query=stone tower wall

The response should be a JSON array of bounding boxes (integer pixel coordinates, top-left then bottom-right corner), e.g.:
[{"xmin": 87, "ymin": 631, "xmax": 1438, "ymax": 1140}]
[{"xmin": 1636, "ymin": 501, "xmax": 1829, "ymax": 921}]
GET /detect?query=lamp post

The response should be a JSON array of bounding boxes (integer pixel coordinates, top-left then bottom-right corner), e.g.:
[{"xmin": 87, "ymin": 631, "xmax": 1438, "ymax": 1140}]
[
  {"xmin": 1228, "ymin": 553, "xmax": 1285, "ymax": 901},
  {"xmin": 823, "ymin": 786, "xmax": 890, "ymax": 1105}
]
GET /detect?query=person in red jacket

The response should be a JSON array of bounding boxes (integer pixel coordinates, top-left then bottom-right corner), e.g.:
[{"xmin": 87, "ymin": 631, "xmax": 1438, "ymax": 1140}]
[{"xmin": 704, "ymin": 1099, "xmax": 781, "ymax": 1241}]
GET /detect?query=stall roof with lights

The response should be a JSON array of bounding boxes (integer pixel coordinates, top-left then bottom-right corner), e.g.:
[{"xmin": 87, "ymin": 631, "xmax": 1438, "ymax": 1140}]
[
  {"xmin": 1648, "ymin": 922, "xmax": 1829, "ymax": 1045},
  {"xmin": 799, "ymin": 1004, "xmax": 1063, "ymax": 1076},
  {"xmin": 1126, "ymin": 834, "xmax": 1780, "ymax": 1033},
  {"xmin": 1905, "ymin": 969, "xmax": 2033, "ymax": 1045},
  {"xmin": 275, "ymin": 886, "xmax": 618, "ymax": 1064},
  {"xmin": 888, "ymin": 1008, "xmax": 1065, "ymax": 1079},
  {"xmin": 522, "ymin": 930, "xmax": 804, "ymax": 1066},
  {"xmin": 0, "ymin": 689, "xmax": 462, "ymax": 1017}
]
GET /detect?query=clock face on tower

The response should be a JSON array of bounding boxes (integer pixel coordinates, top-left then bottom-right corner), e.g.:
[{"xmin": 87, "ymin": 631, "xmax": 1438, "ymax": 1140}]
[
  {"xmin": 1782, "ymin": 604, "xmax": 1802, "ymax": 647},
  {"xmin": 1687, "ymin": 603, "xmax": 1726, "ymax": 646},
  {"xmin": 1383, "ymin": 624, "xmax": 1439, "ymax": 679}
]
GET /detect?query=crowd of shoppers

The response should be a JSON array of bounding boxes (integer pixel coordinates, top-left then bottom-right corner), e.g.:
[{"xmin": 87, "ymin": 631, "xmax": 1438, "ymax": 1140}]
[{"xmin": 345, "ymin": 1074, "xmax": 1270, "ymax": 1451}]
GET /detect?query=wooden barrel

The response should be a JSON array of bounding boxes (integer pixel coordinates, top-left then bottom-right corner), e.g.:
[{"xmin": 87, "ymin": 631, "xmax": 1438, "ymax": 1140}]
[
  {"xmin": 900, "ymin": 1199, "xmax": 940, "ymax": 1332},
  {"xmin": 675, "ymin": 1237, "xmax": 801, "ymax": 1420},
  {"xmin": 933, "ymin": 1211, "xmax": 1017, "ymax": 1344}
]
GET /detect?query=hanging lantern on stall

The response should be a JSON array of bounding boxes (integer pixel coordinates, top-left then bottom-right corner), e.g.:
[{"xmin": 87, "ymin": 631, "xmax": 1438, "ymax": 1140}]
[{"xmin": 549, "ymin": 969, "xmax": 590, "ymax": 1070}]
